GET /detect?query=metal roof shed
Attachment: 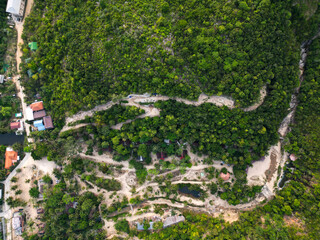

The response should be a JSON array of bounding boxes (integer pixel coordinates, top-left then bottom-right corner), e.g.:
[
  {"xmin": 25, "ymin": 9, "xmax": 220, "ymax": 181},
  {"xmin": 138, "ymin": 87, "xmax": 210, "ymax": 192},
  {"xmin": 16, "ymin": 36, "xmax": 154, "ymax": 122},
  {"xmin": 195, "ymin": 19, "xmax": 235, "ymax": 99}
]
[
  {"xmin": 34, "ymin": 120, "xmax": 45, "ymax": 131},
  {"xmin": 26, "ymin": 107, "xmax": 34, "ymax": 121},
  {"xmin": 33, "ymin": 110, "xmax": 46, "ymax": 119},
  {"xmin": 43, "ymin": 116, "xmax": 54, "ymax": 129},
  {"xmin": 6, "ymin": 0, "xmax": 25, "ymax": 17},
  {"xmin": 27, "ymin": 69, "xmax": 33, "ymax": 77},
  {"xmin": 28, "ymin": 42, "xmax": 38, "ymax": 51}
]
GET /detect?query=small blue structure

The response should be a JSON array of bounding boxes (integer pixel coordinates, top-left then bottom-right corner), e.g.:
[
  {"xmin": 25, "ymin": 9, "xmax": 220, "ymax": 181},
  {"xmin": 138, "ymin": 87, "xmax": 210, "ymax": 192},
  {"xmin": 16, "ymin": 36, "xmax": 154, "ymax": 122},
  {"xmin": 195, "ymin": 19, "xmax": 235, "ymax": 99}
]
[{"xmin": 34, "ymin": 120, "xmax": 45, "ymax": 131}]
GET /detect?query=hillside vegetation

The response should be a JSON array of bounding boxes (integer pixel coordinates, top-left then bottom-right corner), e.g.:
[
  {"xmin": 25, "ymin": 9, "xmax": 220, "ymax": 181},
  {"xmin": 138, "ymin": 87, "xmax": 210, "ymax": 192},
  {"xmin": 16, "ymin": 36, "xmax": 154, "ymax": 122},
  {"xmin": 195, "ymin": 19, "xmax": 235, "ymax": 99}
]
[{"xmin": 21, "ymin": 0, "xmax": 299, "ymax": 120}]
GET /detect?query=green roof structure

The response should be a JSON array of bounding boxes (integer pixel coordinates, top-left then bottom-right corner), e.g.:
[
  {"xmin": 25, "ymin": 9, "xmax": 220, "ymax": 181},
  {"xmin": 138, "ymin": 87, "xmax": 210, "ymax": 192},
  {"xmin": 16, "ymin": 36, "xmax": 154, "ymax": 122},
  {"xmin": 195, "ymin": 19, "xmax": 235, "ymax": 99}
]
[
  {"xmin": 27, "ymin": 69, "xmax": 33, "ymax": 77},
  {"xmin": 28, "ymin": 42, "xmax": 38, "ymax": 51},
  {"xmin": 15, "ymin": 113, "xmax": 22, "ymax": 118}
]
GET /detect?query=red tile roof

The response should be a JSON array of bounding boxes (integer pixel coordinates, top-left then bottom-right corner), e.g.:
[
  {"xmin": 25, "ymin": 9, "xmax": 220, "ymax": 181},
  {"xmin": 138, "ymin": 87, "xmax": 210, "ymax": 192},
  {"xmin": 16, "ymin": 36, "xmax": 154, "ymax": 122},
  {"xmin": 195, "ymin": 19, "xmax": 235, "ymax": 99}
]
[
  {"xmin": 5, "ymin": 150, "xmax": 18, "ymax": 169},
  {"xmin": 220, "ymin": 172, "xmax": 230, "ymax": 181},
  {"xmin": 33, "ymin": 110, "xmax": 46, "ymax": 119},
  {"xmin": 10, "ymin": 122, "xmax": 20, "ymax": 130},
  {"xmin": 30, "ymin": 102, "xmax": 44, "ymax": 111}
]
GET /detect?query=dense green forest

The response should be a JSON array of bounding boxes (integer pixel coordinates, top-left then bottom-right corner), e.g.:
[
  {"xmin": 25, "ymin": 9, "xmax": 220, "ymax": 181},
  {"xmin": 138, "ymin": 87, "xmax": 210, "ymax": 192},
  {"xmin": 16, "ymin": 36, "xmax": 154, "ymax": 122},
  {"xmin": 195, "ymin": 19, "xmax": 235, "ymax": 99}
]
[
  {"xmin": 34, "ymin": 182, "xmax": 105, "ymax": 239},
  {"xmin": 21, "ymin": 0, "xmax": 299, "ymax": 120},
  {"xmin": 0, "ymin": 0, "xmax": 8, "ymax": 72},
  {"xmin": 134, "ymin": 28, "xmax": 320, "ymax": 240},
  {"xmin": 20, "ymin": 0, "xmax": 320, "ymax": 239}
]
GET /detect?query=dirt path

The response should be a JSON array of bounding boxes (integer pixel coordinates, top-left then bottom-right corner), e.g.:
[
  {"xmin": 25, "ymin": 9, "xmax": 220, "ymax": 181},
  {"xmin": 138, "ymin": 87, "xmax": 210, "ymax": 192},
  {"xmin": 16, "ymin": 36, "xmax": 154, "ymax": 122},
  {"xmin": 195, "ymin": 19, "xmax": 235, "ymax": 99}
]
[
  {"xmin": 242, "ymin": 86, "xmax": 267, "ymax": 112},
  {"xmin": 12, "ymin": 0, "xmax": 34, "ymax": 143},
  {"xmin": 63, "ymin": 86, "xmax": 267, "ymax": 133},
  {"xmin": 64, "ymin": 85, "xmax": 267, "ymax": 129}
]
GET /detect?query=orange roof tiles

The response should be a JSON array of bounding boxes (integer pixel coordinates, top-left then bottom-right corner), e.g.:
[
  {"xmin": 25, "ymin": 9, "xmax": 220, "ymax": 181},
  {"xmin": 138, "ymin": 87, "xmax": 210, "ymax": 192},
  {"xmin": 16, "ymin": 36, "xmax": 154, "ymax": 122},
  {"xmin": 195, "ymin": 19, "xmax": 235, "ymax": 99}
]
[
  {"xmin": 5, "ymin": 150, "xmax": 18, "ymax": 169},
  {"xmin": 10, "ymin": 122, "xmax": 20, "ymax": 129},
  {"xmin": 220, "ymin": 172, "xmax": 230, "ymax": 181},
  {"xmin": 30, "ymin": 102, "xmax": 44, "ymax": 111}
]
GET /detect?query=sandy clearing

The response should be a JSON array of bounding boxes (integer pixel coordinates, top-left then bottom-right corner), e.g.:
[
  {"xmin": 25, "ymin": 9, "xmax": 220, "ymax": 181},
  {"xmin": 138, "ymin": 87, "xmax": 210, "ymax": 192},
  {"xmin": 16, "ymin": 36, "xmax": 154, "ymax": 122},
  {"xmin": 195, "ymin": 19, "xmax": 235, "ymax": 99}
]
[
  {"xmin": 247, "ymin": 142, "xmax": 281, "ymax": 190},
  {"xmin": 218, "ymin": 210, "xmax": 239, "ymax": 223},
  {"xmin": 79, "ymin": 152, "xmax": 130, "ymax": 170}
]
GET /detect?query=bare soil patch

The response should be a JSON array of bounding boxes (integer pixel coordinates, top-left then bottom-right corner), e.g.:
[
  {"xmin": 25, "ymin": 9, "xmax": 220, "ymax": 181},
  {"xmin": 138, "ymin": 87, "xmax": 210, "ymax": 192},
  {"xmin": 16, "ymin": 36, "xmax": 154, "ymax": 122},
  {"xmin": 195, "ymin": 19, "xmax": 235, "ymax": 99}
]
[{"xmin": 265, "ymin": 151, "xmax": 277, "ymax": 182}]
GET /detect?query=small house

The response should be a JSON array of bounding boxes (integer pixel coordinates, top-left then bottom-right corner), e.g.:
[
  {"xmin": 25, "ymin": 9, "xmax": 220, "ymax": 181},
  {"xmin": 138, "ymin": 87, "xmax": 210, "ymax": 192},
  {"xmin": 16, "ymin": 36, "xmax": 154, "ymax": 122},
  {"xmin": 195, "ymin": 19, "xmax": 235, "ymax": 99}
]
[
  {"xmin": 137, "ymin": 156, "xmax": 144, "ymax": 162},
  {"xmin": 5, "ymin": 147, "xmax": 19, "ymax": 169},
  {"xmin": 15, "ymin": 112, "xmax": 22, "ymax": 118},
  {"xmin": 43, "ymin": 116, "xmax": 54, "ymax": 129},
  {"xmin": 34, "ymin": 120, "xmax": 45, "ymax": 131},
  {"xmin": 10, "ymin": 121, "xmax": 24, "ymax": 135},
  {"xmin": 28, "ymin": 42, "xmax": 38, "ymax": 51},
  {"xmin": 0, "ymin": 75, "xmax": 4, "ymax": 84},
  {"xmin": 6, "ymin": 0, "xmax": 25, "ymax": 21},
  {"xmin": 10, "ymin": 122, "xmax": 20, "ymax": 130},
  {"xmin": 12, "ymin": 211, "xmax": 24, "ymax": 235},
  {"xmin": 30, "ymin": 101, "xmax": 44, "ymax": 111}
]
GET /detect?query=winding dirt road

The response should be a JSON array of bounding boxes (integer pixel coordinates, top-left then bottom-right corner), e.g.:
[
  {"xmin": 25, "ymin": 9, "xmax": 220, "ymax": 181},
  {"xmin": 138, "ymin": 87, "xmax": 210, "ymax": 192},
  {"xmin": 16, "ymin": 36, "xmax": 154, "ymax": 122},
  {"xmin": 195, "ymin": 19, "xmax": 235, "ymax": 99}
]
[{"xmin": 62, "ymin": 86, "xmax": 267, "ymax": 133}]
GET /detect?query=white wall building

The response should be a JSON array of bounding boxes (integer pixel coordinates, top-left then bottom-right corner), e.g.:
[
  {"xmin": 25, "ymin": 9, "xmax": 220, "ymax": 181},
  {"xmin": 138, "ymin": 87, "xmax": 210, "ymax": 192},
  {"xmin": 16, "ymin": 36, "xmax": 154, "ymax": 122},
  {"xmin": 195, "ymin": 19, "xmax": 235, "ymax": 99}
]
[{"xmin": 6, "ymin": 0, "xmax": 26, "ymax": 21}]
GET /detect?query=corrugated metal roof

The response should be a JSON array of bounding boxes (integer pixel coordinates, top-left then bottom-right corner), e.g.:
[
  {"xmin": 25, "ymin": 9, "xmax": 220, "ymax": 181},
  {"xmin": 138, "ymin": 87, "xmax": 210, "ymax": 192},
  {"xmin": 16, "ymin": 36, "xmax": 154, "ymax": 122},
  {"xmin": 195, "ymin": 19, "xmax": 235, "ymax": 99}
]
[
  {"xmin": 43, "ymin": 116, "xmax": 54, "ymax": 129},
  {"xmin": 33, "ymin": 110, "xmax": 46, "ymax": 119},
  {"xmin": 6, "ymin": 0, "xmax": 23, "ymax": 15},
  {"xmin": 34, "ymin": 120, "xmax": 46, "ymax": 130},
  {"xmin": 26, "ymin": 107, "xmax": 34, "ymax": 121}
]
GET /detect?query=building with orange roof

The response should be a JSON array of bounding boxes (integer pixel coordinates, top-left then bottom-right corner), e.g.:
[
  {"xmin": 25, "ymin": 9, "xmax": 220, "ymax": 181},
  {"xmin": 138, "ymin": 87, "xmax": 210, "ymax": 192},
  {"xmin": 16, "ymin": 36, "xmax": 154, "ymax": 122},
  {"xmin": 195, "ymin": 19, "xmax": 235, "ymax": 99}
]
[
  {"xmin": 5, "ymin": 147, "xmax": 19, "ymax": 169},
  {"xmin": 10, "ymin": 120, "xmax": 24, "ymax": 135},
  {"xmin": 10, "ymin": 122, "xmax": 20, "ymax": 130},
  {"xmin": 220, "ymin": 172, "xmax": 230, "ymax": 181},
  {"xmin": 30, "ymin": 101, "xmax": 44, "ymax": 112}
]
